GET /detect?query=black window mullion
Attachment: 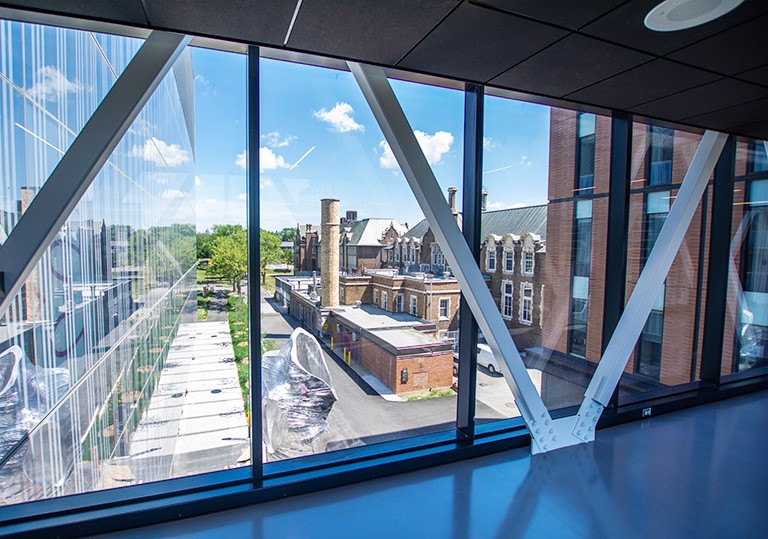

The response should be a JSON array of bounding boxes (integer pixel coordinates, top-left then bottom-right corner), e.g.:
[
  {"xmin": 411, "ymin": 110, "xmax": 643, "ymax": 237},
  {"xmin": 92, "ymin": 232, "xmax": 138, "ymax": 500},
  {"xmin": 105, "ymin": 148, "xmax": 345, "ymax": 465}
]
[
  {"xmin": 602, "ymin": 111, "xmax": 632, "ymax": 408},
  {"xmin": 700, "ymin": 135, "xmax": 736, "ymax": 385},
  {"xmin": 456, "ymin": 83, "xmax": 483, "ymax": 438},
  {"xmin": 247, "ymin": 45, "xmax": 263, "ymax": 484}
]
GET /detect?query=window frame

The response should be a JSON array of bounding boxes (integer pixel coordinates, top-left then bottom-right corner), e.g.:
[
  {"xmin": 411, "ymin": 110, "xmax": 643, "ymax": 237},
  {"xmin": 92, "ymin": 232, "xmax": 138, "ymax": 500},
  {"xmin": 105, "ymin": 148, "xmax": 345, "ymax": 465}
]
[{"xmin": 520, "ymin": 282, "xmax": 533, "ymax": 325}]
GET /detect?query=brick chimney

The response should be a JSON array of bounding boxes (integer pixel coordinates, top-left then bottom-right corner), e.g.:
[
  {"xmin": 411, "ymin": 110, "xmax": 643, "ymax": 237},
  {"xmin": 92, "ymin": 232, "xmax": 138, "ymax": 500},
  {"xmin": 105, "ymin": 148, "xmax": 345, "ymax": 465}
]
[
  {"xmin": 320, "ymin": 199, "xmax": 340, "ymax": 308},
  {"xmin": 481, "ymin": 189, "xmax": 488, "ymax": 212},
  {"xmin": 447, "ymin": 187, "xmax": 457, "ymax": 215},
  {"xmin": 346, "ymin": 210, "xmax": 357, "ymax": 222}
]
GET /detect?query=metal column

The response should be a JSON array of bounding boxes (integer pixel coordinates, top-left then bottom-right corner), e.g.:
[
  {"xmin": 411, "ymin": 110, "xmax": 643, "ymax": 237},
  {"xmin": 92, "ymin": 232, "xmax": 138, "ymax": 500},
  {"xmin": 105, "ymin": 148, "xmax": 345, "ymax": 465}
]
[{"xmin": 0, "ymin": 31, "xmax": 191, "ymax": 319}]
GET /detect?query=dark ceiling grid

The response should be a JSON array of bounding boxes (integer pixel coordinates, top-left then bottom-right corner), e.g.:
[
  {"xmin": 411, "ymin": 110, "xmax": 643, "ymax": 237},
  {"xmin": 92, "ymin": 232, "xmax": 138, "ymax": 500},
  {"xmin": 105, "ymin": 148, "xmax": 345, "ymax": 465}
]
[
  {"xmin": 468, "ymin": 0, "xmax": 630, "ymax": 31},
  {"xmin": 735, "ymin": 63, "xmax": 768, "ymax": 87},
  {"xmin": 286, "ymin": 0, "xmax": 461, "ymax": 65}
]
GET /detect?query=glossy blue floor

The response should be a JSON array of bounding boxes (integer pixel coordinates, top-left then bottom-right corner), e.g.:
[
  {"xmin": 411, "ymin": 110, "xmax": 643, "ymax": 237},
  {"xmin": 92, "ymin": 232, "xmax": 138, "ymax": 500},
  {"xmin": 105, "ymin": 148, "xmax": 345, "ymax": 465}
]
[{"xmin": 101, "ymin": 391, "xmax": 768, "ymax": 538}]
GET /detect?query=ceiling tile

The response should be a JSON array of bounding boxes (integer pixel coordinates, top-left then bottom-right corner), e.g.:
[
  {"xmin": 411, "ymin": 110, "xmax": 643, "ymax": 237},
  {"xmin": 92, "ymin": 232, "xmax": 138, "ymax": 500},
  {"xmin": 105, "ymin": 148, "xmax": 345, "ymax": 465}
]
[
  {"xmin": 631, "ymin": 78, "xmax": 768, "ymax": 121},
  {"xmin": 470, "ymin": 0, "xmax": 626, "ymax": 30},
  {"xmin": 667, "ymin": 14, "xmax": 768, "ymax": 76},
  {"xmin": 399, "ymin": 3, "xmax": 567, "ymax": 83},
  {"xmin": 684, "ymin": 97, "xmax": 768, "ymax": 131},
  {"xmin": 0, "ymin": 0, "xmax": 147, "ymax": 25},
  {"xmin": 490, "ymin": 34, "xmax": 652, "ymax": 98},
  {"xmin": 731, "ymin": 119, "xmax": 768, "ymax": 140},
  {"xmin": 736, "ymin": 64, "xmax": 768, "ymax": 87},
  {"xmin": 287, "ymin": 0, "xmax": 460, "ymax": 65},
  {"xmin": 566, "ymin": 59, "xmax": 719, "ymax": 110},
  {"xmin": 581, "ymin": 0, "xmax": 768, "ymax": 56},
  {"xmin": 144, "ymin": 0, "xmax": 297, "ymax": 46}
]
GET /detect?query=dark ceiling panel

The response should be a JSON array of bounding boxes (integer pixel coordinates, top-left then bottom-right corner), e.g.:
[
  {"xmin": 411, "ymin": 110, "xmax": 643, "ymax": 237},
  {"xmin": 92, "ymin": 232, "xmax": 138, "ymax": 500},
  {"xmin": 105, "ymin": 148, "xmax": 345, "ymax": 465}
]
[
  {"xmin": 399, "ymin": 3, "xmax": 567, "ymax": 83},
  {"xmin": 143, "ymin": 0, "xmax": 296, "ymax": 46},
  {"xmin": 730, "ymin": 119, "xmax": 768, "ymax": 140},
  {"xmin": 667, "ymin": 15, "xmax": 768, "ymax": 76},
  {"xmin": 469, "ymin": 0, "xmax": 626, "ymax": 30},
  {"xmin": 0, "ymin": 0, "xmax": 147, "ymax": 25},
  {"xmin": 490, "ymin": 34, "xmax": 651, "ymax": 98},
  {"xmin": 736, "ymin": 64, "xmax": 768, "ymax": 87},
  {"xmin": 287, "ymin": 0, "xmax": 460, "ymax": 65},
  {"xmin": 630, "ymin": 78, "xmax": 768, "ymax": 121},
  {"xmin": 581, "ymin": 0, "xmax": 768, "ymax": 56},
  {"xmin": 565, "ymin": 59, "xmax": 719, "ymax": 110},
  {"xmin": 684, "ymin": 97, "xmax": 768, "ymax": 131}
]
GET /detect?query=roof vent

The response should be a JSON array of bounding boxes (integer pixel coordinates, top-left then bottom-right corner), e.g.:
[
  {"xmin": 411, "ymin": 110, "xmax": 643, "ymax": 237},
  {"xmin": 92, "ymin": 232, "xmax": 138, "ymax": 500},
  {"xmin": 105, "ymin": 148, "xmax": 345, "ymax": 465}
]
[{"xmin": 645, "ymin": 0, "xmax": 744, "ymax": 32}]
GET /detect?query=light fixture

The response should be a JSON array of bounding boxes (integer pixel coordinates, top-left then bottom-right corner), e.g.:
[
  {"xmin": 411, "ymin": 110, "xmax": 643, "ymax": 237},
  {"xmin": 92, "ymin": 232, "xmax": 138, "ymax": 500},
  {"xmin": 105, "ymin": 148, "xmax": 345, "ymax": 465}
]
[{"xmin": 645, "ymin": 0, "xmax": 744, "ymax": 32}]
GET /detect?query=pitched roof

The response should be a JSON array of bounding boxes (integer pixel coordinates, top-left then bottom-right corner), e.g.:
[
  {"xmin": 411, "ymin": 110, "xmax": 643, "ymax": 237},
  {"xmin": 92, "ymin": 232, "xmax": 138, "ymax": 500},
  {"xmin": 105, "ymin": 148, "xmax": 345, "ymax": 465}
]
[
  {"xmin": 402, "ymin": 205, "xmax": 548, "ymax": 244},
  {"xmin": 341, "ymin": 218, "xmax": 406, "ymax": 247},
  {"xmin": 481, "ymin": 204, "xmax": 547, "ymax": 241}
]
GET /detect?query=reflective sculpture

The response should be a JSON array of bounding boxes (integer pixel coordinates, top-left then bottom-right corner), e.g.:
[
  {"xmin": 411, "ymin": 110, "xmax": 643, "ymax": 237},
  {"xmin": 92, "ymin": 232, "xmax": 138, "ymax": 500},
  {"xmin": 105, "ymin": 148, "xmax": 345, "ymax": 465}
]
[{"xmin": 262, "ymin": 329, "xmax": 337, "ymax": 461}]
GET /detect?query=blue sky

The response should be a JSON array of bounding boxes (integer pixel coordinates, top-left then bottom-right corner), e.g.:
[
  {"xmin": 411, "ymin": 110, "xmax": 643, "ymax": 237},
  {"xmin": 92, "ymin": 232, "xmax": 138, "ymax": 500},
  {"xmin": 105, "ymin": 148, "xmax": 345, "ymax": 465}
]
[{"xmin": 191, "ymin": 47, "xmax": 551, "ymax": 233}]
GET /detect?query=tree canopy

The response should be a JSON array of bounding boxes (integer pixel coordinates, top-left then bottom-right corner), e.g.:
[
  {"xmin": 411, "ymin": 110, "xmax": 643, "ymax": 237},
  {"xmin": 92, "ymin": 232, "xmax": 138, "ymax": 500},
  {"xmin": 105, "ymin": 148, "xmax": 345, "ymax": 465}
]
[
  {"xmin": 260, "ymin": 229, "xmax": 282, "ymax": 284},
  {"xmin": 209, "ymin": 228, "xmax": 247, "ymax": 292}
]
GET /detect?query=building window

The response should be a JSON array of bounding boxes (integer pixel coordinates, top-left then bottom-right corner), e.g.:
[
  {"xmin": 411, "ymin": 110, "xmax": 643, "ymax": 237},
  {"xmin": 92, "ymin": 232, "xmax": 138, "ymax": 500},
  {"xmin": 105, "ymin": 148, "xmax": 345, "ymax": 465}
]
[
  {"xmin": 636, "ymin": 190, "xmax": 670, "ymax": 379},
  {"xmin": 486, "ymin": 246, "xmax": 496, "ymax": 272},
  {"xmin": 388, "ymin": 249, "xmax": 393, "ymax": 263},
  {"xmin": 382, "ymin": 291, "xmax": 388, "ymax": 310},
  {"xmin": 648, "ymin": 126, "xmax": 674, "ymax": 186},
  {"xmin": 569, "ymin": 200, "xmax": 592, "ymax": 357},
  {"xmin": 395, "ymin": 248, "xmax": 400, "ymax": 262},
  {"xmin": 522, "ymin": 249, "xmax": 534, "ymax": 276},
  {"xmin": 373, "ymin": 289, "xmax": 379, "ymax": 305},
  {"xmin": 520, "ymin": 283, "xmax": 533, "ymax": 325},
  {"xmin": 747, "ymin": 140, "xmax": 768, "ymax": 174},
  {"xmin": 396, "ymin": 294, "xmax": 404, "ymax": 313},
  {"xmin": 576, "ymin": 112, "xmax": 595, "ymax": 195},
  {"xmin": 431, "ymin": 244, "xmax": 444, "ymax": 268},
  {"xmin": 501, "ymin": 281, "xmax": 513, "ymax": 320},
  {"xmin": 439, "ymin": 298, "xmax": 449, "ymax": 319},
  {"xmin": 503, "ymin": 248, "xmax": 514, "ymax": 273},
  {"xmin": 410, "ymin": 295, "xmax": 418, "ymax": 316}
]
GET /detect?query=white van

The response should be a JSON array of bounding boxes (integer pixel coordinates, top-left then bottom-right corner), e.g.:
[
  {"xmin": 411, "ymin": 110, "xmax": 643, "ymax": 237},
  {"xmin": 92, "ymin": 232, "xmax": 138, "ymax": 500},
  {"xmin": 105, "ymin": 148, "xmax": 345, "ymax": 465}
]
[{"xmin": 452, "ymin": 343, "xmax": 502, "ymax": 375}]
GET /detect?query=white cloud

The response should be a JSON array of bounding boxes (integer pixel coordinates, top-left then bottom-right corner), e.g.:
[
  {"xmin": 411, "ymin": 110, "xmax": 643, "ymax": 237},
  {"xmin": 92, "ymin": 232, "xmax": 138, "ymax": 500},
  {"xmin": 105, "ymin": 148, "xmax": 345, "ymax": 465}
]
[
  {"xmin": 377, "ymin": 130, "xmax": 454, "ymax": 170},
  {"xmin": 194, "ymin": 74, "xmax": 209, "ymax": 87},
  {"xmin": 261, "ymin": 131, "xmax": 296, "ymax": 148},
  {"xmin": 519, "ymin": 155, "xmax": 533, "ymax": 167},
  {"xmin": 511, "ymin": 202, "xmax": 526, "ymax": 209},
  {"xmin": 261, "ymin": 177, "xmax": 274, "ymax": 188},
  {"xmin": 203, "ymin": 198, "xmax": 218, "ymax": 204},
  {"xmin": 236, "ymin": 148, "xmax": 291, "ymax": 172},
  {"xmin": 27, "ymin": 66, "xmax": 83, "ymax": 102},
  {"xmin": 483, "ymin": 137, "xmax": 495, "ymax": 150},
  {"xmin": 237, "ymin": 193, "xmax": 247, "ymax": 201},
  {"xmin": 195, "ymin": 175, "xmax": 203, "ymax": 186},
  {"xmin": 313, "ymin": 102, "xmax": 364, "ymax": 133},
  {"xmin": 161, "ymin": 189, "xmax": 185, "ymax": 200},
  {"xmin": 129, "ymin": 137, "xmax": 191, "ymax": 167}
]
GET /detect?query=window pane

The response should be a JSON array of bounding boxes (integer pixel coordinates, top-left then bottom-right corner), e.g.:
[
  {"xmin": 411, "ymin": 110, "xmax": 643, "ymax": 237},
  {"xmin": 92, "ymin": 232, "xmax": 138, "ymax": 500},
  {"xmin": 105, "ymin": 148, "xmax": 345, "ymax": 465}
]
[
  {"xmin": 479, "ymin": 98, "xmax": 610, "ymax": 418},
  {"xmin": 260, "ymin": 58, "xmax": 463, "ymax": 462},
  {"xmin": 619, "ymin": 123, "xmax": 709, "ymax": 400}
]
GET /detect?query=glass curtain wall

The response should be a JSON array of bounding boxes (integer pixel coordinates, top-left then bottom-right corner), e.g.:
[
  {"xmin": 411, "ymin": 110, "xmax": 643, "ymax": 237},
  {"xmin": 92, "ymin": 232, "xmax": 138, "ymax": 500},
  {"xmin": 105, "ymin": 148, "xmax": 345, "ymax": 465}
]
[
  {"xmin": 0, "ymin": 19, "xmax": 249, "ymax": 506},
  {"xmin": 722, "ymin": 138, "xmax": 768, "ymax": 375}
]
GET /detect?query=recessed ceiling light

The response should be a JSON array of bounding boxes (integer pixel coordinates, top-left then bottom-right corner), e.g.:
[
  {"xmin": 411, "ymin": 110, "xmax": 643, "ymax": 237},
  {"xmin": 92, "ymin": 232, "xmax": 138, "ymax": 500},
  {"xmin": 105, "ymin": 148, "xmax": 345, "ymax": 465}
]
[{"xmin": 645, "ymin": 0, "xmax": 744, "ymax": 32}]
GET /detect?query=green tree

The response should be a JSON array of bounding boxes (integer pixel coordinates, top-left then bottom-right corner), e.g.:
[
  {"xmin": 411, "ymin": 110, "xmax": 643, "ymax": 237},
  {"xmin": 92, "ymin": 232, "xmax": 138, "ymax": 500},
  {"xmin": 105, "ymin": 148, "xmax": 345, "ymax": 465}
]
[
  {"xmin": 209, "ymin": 228, "xmax": 247, "ymax": 292},
  {"xmin": 196, "ymin": 232, "xmax": 213, "ymax": 259},
  {"xmin": 277, "ymin": 226, "xmax": 297, "ymax": 242},
  {"xmin": 260, "ymin": 229, "xmax": 282, "ymax": 284}
]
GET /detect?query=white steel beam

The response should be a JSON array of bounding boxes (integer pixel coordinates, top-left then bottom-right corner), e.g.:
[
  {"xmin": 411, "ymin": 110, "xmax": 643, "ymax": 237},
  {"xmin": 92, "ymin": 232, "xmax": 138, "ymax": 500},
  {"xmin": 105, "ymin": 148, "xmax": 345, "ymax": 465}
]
[
  {"xmin": 349, "ymin": 62, "xmax": 557, "ymax": 452},
  {"xmin": 0, "ymin": 31, "xmax": 191, "ymax": 320},
  {"xmin": 571, "ymin": 130, "xmax": 727, "ymax": 443}
]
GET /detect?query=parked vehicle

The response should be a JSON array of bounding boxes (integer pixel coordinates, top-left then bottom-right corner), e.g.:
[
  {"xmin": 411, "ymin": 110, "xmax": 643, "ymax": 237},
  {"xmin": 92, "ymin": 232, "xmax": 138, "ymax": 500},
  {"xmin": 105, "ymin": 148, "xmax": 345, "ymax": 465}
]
[{"xmin": 453, "ymin": 343, "xmax": 502, "ymax": 375}]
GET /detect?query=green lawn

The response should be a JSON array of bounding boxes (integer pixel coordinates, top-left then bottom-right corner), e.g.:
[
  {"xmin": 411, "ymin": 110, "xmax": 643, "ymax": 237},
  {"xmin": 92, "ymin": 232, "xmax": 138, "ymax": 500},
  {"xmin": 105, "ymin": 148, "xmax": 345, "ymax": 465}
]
[{"xmin": 262, "ymin": 267, "xmax": 293, "ymax": 294}]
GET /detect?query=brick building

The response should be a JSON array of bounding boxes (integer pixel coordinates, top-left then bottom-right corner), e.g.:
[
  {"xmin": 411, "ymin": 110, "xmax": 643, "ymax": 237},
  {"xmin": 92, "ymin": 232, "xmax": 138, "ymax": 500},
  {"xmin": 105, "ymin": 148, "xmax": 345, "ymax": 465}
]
[
  {"xmin": 541, "ymin": 109, "xmax": 768, "ymax": 405},
  {"xmin": 340, "ymin": 216, "xmax": 406, "ymax": 274}
]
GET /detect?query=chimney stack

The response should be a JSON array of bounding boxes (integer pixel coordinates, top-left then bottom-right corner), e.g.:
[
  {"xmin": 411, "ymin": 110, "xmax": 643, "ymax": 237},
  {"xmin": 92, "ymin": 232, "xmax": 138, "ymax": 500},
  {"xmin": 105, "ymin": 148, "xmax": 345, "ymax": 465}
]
[
  {"xmin": 481, "ymin": 189, "xmax": 488, "ymax": 212},
  {"xmin": 320, "ymin": 199, "xmax": 340, "ymax": 308},
  {"xmin": 346, "ymin": 210, "xmax": 357, "ymax": 222},
  {"xmin": 447, "ymin": 187, "xmax": 457, "ymax": 214}
]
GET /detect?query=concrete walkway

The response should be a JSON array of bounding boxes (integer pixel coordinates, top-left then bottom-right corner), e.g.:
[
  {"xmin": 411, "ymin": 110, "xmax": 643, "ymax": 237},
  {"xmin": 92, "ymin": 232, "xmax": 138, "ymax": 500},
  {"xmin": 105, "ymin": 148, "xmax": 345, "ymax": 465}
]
[{"xmin": 128, "ymin": 320, "xmax": 249, "ymax": 480}]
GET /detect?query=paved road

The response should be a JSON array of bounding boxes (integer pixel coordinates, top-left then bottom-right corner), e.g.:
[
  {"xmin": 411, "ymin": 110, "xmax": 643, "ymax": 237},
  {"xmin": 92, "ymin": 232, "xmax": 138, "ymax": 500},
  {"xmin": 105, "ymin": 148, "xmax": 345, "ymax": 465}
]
[{"xmin": 260, "ymin": 291, "xmax": 506, "ymax": 451}]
